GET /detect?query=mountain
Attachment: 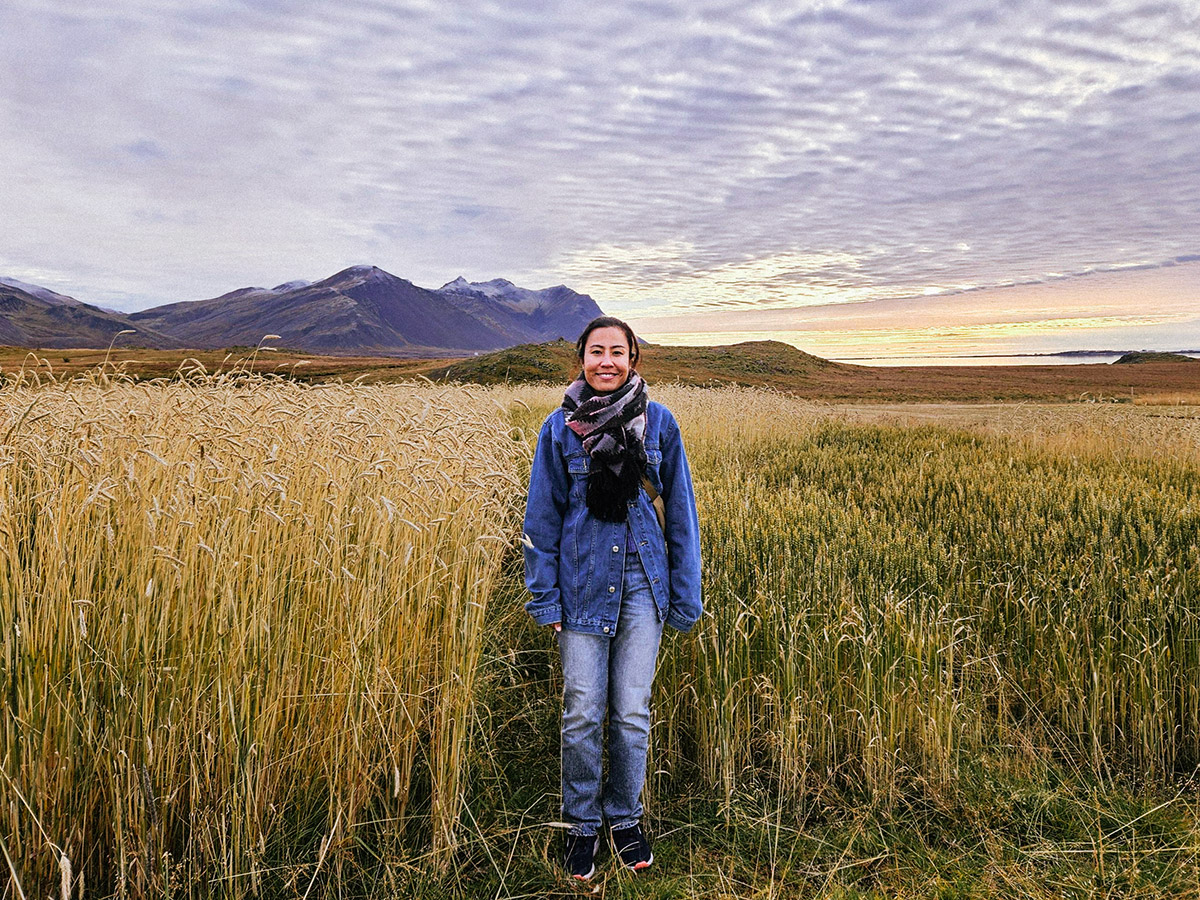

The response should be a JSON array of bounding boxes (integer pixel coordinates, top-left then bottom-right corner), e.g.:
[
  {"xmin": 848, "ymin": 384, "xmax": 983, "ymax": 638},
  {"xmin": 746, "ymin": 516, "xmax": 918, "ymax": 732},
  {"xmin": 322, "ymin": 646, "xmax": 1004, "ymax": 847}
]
[
  {"xmin": 0, "ymin": 279, "xmax": 176, "ymax": 349},
  {"xmin": 0, "ymin": 276, "xmax": 80, "ymax": 306},
  {"xmin": 438, "ymin": 276, "xmax": 604, "ymax": 344},
  {"xmin": 127, "ymin": 266, "xmax": 605, "ymax": 355},
  {"xmin": 1, "ymin": 266, "xmax": 605, "ymax": 354}
]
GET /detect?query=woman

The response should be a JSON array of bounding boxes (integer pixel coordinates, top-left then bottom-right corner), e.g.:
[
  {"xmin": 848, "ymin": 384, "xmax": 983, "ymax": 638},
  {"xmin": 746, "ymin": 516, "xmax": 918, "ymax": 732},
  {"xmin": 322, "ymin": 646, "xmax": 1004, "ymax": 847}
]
[{"xmin": 522, "ymin": 316, "xmax": 703, "ymax": 881}]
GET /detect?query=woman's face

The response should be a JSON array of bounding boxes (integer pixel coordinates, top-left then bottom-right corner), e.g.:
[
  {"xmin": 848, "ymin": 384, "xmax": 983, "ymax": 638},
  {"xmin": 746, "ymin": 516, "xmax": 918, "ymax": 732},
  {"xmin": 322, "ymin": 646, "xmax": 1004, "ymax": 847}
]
[{"xmin": 581, "ymin": 325, "xmax": 633, "ymax": 393}]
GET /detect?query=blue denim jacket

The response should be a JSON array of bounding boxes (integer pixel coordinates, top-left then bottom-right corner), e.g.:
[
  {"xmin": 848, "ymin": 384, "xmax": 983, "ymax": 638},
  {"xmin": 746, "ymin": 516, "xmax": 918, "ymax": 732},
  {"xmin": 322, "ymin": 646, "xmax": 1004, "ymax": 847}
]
[{"xmin": 523, "ymin": 400, "xmax": 703, "ymax": 635}]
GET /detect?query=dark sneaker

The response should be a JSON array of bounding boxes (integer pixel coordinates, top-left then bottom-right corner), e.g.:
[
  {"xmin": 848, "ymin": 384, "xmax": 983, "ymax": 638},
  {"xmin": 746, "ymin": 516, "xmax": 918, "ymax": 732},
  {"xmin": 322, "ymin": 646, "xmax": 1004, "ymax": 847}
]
[
  {"xmin": 610, "ymin": 822, "xmax": 653, "ymax": 872},
  {"xmin": 563, "ymin": 832, "xmax": 599, "ymax": 881}
]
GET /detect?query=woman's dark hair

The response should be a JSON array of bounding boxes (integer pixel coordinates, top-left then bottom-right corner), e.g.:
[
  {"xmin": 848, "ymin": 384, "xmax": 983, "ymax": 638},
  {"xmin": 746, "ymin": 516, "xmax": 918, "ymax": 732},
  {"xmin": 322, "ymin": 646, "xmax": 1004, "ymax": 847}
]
[{"xmin": 575, "ymin": 316, "xmax": 640, "ymax": 368}]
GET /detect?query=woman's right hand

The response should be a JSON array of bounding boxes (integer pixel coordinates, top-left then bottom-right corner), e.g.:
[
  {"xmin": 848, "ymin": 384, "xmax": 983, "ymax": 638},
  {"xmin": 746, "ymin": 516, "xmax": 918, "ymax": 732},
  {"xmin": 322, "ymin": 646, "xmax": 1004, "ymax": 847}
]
[{"xmin": 549, "ymin": 622, "xmax": 562, "ymax": 633}]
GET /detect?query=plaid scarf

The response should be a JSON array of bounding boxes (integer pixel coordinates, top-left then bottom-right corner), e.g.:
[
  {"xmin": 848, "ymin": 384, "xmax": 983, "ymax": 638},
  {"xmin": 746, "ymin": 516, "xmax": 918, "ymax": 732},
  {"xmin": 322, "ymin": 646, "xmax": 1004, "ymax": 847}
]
[{"xmin": 562, "ymin": 371, "xmax": 648, "ymax": 523}]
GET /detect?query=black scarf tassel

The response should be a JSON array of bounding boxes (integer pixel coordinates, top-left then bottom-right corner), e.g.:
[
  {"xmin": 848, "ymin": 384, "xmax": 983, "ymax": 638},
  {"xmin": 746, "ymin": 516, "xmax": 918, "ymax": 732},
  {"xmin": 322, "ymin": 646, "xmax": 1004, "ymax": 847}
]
[{"xmin": 586, "ymin": 446, "xmax": 646, "ymax": 523}]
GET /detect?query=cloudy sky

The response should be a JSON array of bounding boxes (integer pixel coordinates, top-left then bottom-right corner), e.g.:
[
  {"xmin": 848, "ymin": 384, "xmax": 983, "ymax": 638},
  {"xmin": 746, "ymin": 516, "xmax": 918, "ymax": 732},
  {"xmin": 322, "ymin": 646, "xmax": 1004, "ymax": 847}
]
[{"xmin": 2, "ymin": 0, "xmax": 1198, "ymax": 358}]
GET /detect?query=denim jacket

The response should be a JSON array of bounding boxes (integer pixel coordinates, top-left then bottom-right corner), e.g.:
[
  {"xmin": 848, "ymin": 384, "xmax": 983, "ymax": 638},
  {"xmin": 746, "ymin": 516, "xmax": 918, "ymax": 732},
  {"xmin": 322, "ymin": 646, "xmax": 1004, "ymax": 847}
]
[{"xmin": 523, "ymin": 400, "xmax": 703, "ymax": 635}]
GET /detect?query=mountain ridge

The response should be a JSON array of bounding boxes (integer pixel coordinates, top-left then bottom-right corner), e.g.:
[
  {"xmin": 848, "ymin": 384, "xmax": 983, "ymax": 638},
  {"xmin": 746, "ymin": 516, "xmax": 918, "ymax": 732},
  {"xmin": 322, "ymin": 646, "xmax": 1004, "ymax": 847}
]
[
  {"xmin": 0, "ymin": 266, "xmax": 604, "ymax": 355},
  {"xmin": 127, "ymin": 265, "xmax": 604, "ymax": 355},
  {"xmin": 0, "ymin": 279, "xmax": 178, "ymax": 349}
]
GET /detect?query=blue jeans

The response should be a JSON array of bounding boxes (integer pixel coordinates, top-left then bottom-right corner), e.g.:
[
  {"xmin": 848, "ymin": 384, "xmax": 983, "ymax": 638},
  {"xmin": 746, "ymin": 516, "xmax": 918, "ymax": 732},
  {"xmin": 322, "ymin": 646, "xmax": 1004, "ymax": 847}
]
[{"xmin": 558, "ymin": 550, "xmax": 664, "ymax": 836}]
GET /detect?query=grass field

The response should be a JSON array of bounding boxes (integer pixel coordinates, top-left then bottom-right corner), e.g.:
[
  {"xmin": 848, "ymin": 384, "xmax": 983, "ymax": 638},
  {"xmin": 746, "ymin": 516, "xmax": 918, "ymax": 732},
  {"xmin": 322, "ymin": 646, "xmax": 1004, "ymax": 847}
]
[
  {"xmin": 4, "ymin": 374, "xmax": 1200, "ymax": 898},
  {"xmin": 6, "ymin": 339, "xmax": 1200, "ymax": 403}
]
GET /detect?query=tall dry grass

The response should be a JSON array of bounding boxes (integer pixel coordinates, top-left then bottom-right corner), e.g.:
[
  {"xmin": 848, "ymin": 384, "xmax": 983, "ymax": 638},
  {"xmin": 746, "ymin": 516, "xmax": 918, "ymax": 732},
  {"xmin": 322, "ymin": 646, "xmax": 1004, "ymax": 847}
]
[
  {"xmin": 1, "ymin": 376, "xmax": 524, "ymax": 896},
  {"xmin": 5, "ymin": 376, "xmax": 1200, "ymax": 897}
]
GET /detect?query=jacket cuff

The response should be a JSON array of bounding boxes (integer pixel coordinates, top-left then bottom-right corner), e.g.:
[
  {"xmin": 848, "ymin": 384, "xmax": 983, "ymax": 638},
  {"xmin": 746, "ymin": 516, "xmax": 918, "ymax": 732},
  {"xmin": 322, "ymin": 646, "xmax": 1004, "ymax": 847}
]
[
  {"xmin": 665, "ymin": 610, "xmax": 699, "ymax": 633},
  {"xmin": 528, "ymin": 603, "xmax": 563, "ymax": 627}
]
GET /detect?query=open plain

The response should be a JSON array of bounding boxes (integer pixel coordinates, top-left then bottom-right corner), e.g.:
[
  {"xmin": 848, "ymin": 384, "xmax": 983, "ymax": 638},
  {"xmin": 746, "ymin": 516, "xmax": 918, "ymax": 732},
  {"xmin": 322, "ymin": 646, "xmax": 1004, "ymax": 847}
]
[{"xmin": 5, "ymin": 339, "xmax": 1200, "ymax": 403}]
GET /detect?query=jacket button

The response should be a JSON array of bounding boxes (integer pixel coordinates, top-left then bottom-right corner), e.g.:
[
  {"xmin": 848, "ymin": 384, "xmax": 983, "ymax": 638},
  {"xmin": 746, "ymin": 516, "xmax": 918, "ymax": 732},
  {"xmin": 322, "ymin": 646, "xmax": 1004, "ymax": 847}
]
[
  {"xmin": 608, "ymin": 585, "xmax": 616, "ymax": 593},
  {"xmin": 612, "ymin": 545, "xmax": 620, "ymax": 553},
  {"xmin": 603, "ymin": 626, "xmax": 610, "ymax": 633}
]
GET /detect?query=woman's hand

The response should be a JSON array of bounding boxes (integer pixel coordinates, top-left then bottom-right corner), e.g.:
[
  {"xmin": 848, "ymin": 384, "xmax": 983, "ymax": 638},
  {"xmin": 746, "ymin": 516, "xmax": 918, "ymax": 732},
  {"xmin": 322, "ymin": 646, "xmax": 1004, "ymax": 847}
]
[{"xmin": 549, "ymin": 622, "xmax": 562, "ymax": 633}]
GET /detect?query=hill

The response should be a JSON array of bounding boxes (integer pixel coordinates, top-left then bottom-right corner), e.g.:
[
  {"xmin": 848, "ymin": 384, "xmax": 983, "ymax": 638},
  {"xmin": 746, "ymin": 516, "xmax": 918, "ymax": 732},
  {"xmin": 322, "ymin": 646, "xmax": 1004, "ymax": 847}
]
[
  {"xmin": 1114, "ymin": 351, "xmax": 1198, "ymax": 364},
  {"xmin": 426, "ymin": 340, "xmax": 582, "ymax": 382},
  {"xmin": 428, "ymin": 339, "xmax": 840, "ymax": 385}
]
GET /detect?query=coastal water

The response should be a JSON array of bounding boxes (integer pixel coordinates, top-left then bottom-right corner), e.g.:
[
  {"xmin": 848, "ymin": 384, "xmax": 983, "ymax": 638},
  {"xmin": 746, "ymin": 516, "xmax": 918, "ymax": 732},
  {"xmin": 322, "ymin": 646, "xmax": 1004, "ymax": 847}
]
[
  {"xmin": 832, "ymin": 352, "xmax": 1200, "ymax": 367},
  {"xmin": 639, "ymin": 329, "xmax": 1200, "ymax": 367}
]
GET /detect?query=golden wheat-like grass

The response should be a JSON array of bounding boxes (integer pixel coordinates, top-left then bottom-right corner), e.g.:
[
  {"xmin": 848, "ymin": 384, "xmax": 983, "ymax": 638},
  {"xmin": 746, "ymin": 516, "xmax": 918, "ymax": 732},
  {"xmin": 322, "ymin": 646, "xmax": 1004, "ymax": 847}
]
[{"xmin": 1, "ymin": 377, "xmax": 525, "ymax": 895}]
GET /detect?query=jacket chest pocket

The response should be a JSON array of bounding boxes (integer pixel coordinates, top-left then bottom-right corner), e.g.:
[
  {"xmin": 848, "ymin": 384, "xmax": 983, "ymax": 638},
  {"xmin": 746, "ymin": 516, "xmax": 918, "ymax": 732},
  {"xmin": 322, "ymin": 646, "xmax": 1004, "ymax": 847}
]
[{"xmin": 567, "ymin": 453, "xmax": 590, "ymax": 498}]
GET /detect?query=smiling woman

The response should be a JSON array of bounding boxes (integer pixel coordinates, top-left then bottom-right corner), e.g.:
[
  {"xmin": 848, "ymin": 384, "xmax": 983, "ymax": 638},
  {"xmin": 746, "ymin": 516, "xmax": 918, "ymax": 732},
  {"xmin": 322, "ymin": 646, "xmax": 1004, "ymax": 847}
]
[
  {"xmin": 521, "ymin": 315, "xmax": 703, "ymax": 882},
  {"xmin": 580, "ymin": 321, "xmax": 636, "ymax": 392}
]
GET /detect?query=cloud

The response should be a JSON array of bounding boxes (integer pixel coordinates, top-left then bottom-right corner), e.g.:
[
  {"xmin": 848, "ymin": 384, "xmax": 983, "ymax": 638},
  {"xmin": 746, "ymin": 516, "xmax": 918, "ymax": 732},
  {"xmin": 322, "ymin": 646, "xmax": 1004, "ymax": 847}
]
[
  {"xmin": 123, "ymin": 139, "xmax": 169, "ymax": 160},
  {"xmin": 0, "ymin": 0, "xmax": 1196, "ymax": 350}
]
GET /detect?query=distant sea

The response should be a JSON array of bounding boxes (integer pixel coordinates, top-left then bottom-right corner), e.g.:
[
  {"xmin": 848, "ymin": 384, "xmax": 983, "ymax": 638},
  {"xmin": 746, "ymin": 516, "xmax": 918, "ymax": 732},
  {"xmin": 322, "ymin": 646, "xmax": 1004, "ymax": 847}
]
[
  {"xmin": 641, "ymin": 329, "xmax": 1200, "ymax": 367},
  {"xmin": 832, "ymin": 352, "xmax": 1200, "ymax": 367}
]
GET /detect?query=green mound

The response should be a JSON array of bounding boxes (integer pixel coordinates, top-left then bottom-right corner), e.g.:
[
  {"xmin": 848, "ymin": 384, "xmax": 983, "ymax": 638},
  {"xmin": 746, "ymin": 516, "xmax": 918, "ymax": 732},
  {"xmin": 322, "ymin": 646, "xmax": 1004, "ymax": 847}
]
[
  {"xmin": 427, "ymin": 338, "xmax": 844, "ymax": 386},
  {"xmin": 426, "ymin": 339, "xmax": 579, "ymax": 384},
  {"xmin": 1113, "ymin": 351, "xmax": 1197, "ymax": 364},
  {"xmin": 651, "ymin": 339, "xmax": 840, "ymax": 377}
]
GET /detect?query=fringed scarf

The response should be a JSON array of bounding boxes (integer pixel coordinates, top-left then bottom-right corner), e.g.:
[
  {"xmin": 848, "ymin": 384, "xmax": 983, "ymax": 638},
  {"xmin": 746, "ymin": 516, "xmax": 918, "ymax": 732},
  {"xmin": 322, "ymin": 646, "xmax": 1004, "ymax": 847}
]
[{"xmin": 562, "ymin": 371, "xmax": 648, "ymax": 523}]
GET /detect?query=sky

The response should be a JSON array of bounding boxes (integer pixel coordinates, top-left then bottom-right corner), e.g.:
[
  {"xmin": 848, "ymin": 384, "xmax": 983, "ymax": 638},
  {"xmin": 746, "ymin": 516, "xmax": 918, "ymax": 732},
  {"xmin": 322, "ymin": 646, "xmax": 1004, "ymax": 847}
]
[{"xmin": 2, "ymin": 0, "xmax": 1198, "ymax": 359}]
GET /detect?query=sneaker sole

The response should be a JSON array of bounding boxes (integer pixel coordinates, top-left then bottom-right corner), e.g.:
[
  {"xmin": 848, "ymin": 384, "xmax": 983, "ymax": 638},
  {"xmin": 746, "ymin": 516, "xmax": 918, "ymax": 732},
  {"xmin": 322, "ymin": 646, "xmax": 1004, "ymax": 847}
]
[
  {"xmin": 625, "ymin": 852, "xmax": 653, "ymax": 872},
  {"xmin": 611, "ymin": 828, "xmax": 653, "ymax": 872},
  {"xmin": 567, "ymin": 836, "xmax": 599, "ymax": 881}
]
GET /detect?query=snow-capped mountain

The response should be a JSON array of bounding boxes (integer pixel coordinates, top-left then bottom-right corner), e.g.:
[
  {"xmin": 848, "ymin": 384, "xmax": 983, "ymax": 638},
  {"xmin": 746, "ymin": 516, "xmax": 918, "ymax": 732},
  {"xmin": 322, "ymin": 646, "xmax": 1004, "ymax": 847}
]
[
  {"xmin": 441, "ymin": 276, "xmax": 545, "ymax": 313},
  {"xmin": 439, "ymin": 275, "xmax": 605, "ymax": 344}
]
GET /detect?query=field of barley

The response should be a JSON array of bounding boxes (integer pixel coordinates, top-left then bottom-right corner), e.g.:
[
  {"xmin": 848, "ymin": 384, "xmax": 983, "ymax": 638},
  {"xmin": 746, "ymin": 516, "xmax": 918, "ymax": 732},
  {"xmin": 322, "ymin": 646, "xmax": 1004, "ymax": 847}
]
[{"xmin": 3, "ymin": 372, "xmax": 1200, "ymax": 898}]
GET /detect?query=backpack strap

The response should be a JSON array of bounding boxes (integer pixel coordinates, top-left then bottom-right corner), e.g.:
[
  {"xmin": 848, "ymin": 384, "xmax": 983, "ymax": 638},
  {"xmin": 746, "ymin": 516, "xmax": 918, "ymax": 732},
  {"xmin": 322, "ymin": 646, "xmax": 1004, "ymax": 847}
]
[{"xmin": 641, "ymin": 477, "xmax": 666, "ymax": 533}]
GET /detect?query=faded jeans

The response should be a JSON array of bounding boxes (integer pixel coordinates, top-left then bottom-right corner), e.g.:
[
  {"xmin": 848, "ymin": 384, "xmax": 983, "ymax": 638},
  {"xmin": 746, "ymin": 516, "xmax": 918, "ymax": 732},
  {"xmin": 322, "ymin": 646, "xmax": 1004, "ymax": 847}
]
[{"xmin": 558, "ymin": 549, "xmax": 664, "ymax": 836}]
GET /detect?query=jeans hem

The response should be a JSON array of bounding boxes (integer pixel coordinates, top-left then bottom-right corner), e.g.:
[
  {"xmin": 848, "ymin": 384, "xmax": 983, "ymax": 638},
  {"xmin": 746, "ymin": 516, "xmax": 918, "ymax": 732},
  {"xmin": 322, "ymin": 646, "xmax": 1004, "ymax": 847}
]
[{"xmin": 608, "ymin": 817, "xmax": 640, "ymax": 831}]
